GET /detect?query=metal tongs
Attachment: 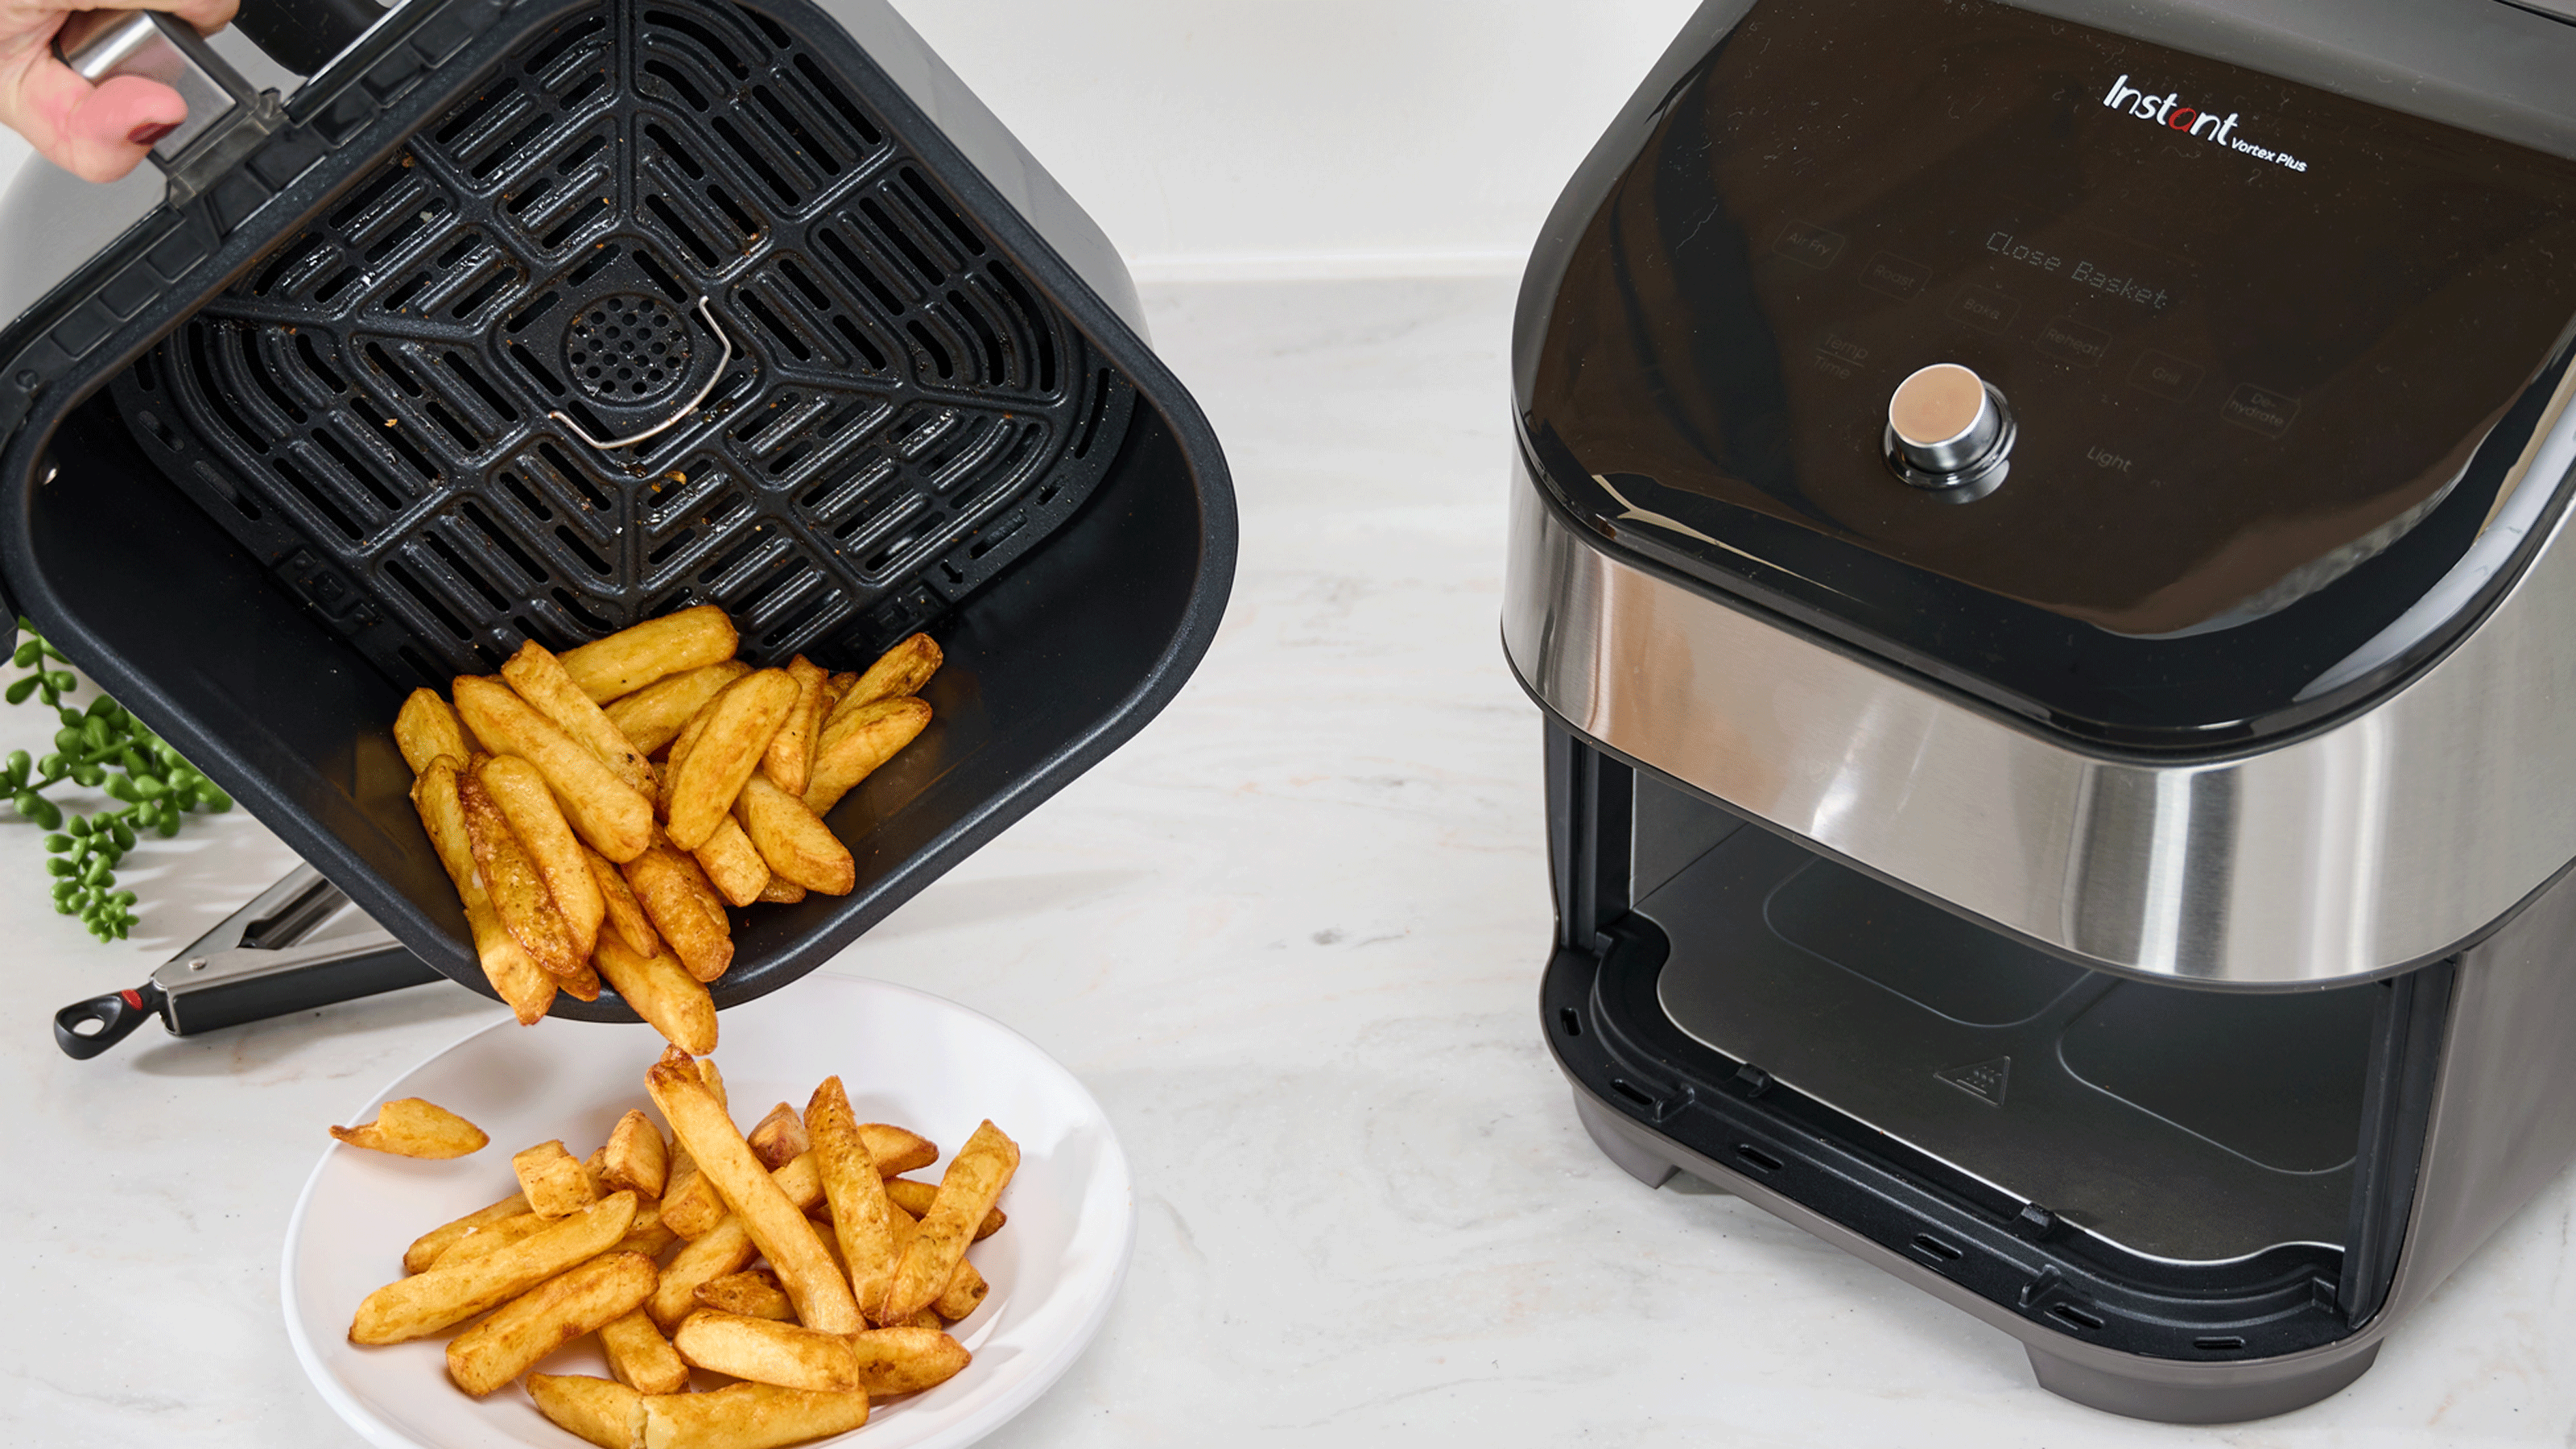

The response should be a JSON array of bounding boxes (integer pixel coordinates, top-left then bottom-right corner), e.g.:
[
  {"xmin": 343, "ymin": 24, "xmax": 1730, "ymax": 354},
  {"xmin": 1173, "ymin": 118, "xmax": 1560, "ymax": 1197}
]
[{"xmin": 52, "ymin": 865, "xmax": 441, "ymax": 1058}]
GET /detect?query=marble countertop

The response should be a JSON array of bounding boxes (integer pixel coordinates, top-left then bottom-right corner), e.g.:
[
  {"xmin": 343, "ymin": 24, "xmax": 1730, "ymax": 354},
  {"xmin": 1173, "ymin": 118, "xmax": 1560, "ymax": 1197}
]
[{"xmin": 3, "ymin": 276, "xmax": 2571, "ymax": 1447}]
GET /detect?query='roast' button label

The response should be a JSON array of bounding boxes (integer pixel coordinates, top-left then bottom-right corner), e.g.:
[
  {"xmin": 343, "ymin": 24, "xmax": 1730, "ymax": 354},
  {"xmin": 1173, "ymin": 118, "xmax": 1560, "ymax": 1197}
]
[
  {"xmin": 2034, "ymin": 315, "xmax": 2112, "ymax": 366},
  {"xmin": 1774, "ymin": 221, "xmax": 1847, "ymax": 269},
  {"xmin": 2128, "ymin": 349, "xmax": 2203, "ymax": 401},
  {"xmin": 1946, "ymin": 285, "xmax": 2019, "ymax": 333},
  {"xmin": 1859, "ymin": 251, "xmax": 1932, "ymax": 300},
  {"xmin": 2221, "ymin": 383, "xmax": 2300, "ymax": 438}
]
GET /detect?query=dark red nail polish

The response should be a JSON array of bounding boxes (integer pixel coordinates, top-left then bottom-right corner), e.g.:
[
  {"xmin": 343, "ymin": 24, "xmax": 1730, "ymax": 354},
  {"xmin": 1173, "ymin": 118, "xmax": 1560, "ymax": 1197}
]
[{"xmin": 128, "ymin": 122, "xmax": 176, "ymax": 147}]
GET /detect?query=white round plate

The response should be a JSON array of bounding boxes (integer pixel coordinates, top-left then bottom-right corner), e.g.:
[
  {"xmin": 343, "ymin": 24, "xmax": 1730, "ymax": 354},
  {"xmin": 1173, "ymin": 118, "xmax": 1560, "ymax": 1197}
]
[{"xmin": 283, "ymin": 975, "xmax": 1133, "ymax": 1449}]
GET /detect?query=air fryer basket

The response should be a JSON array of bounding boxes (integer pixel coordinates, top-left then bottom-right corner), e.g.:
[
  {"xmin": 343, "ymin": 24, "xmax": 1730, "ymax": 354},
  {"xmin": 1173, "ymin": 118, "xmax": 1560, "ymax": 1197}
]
[{"xmin": 0, "ymin": 0, "xmax": 1235, "ymax": 1018}]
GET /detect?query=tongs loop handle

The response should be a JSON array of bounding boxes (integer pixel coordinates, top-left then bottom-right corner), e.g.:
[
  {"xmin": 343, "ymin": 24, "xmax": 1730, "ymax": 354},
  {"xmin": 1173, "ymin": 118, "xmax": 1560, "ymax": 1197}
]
[{"xmin": 55, "ymin": 981, "xmax": 164, "ymax": 1059}]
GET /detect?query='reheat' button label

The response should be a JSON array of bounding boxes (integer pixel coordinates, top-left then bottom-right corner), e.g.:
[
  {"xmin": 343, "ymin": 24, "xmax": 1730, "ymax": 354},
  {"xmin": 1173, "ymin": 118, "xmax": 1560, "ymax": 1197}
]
[{"xmin": 2221, "ymin": 383, "xmax": 2301, "ymax": 438}]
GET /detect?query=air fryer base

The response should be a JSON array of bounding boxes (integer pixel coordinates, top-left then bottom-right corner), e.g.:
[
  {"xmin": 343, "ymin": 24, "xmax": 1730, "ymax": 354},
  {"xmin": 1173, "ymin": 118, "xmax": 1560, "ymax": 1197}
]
[{"xmin": 1565, "ymin": 1084, "xmax": 2386, "ymax": 1424}]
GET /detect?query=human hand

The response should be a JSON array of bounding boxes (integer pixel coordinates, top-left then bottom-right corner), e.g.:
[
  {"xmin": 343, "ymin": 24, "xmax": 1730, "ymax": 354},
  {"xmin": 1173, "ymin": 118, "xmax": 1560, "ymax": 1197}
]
[{"xmin": 0, "ymin": 0, "xmax": 239, "ymax": 182}]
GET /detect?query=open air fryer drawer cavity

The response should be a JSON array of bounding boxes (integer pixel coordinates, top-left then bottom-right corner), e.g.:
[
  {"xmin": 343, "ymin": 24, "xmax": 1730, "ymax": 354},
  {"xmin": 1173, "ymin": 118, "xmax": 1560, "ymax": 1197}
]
[{"xmin": 1545, "ymin": 753, "xmax": 2451, "ymax": 1365}]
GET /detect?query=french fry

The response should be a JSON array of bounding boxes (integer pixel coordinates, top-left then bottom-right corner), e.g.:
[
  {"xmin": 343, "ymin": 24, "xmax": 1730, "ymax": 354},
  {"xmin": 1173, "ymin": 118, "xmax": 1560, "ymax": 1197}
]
[
  {"xmin": 329, "ymin": 1097, "xmax": 487, "ymax": 1158},
  {"xmin": 607, "ymin": 659, "xmax": 753, "ymax": 757},
  {"xmin": 650, "ymin": 1216, "xmax": 757, "ymax": 1330},
  {"xmin": 665, "ymin": 669, "xmax": 800, "ymax": 850},
  {"xmin": 845, "ymin": 1324, "xmax": 972, "ymax": 1395},
  {"xmin": 592, "ymin": 935, "xmax": 719, "ymax": 1056},
  {"xmin": 447, "ymin": 1251, "xmax": 656, "ymax": 1396},
  {"xmin": 803, "ymin": 696, "xmax": 931, "ymax": 817},
  {"xmin": 429, "ymin": 1212, "xmax": 547, "ymax": 1269},
  {"xmin": 503, "ymin": 638, "xmax": 658, "ymax": 798},
  {"xmin": 622, "ymin": 840, "xmax": 734, "ymax": 982},
  {"xmin": 661, "ymin": 1153, "xmax": 730, "ymax": 1241},
  {"xmin": 599, "ymin": 1310, "xmax": 692, "ymax": 1396},
  {"xmin": 480, "ymin": 753, "xmax": 605, "ymax": 960},
  {"xmin": 459, "ymin": 769, "xmax": 586, "ymax": 982},
  {"xmin": 558, "ymin": 605, "xmax": 739, "ymax": 703},
  {"xmin": 693, "ymin": 815, "xmax": 774, "ymax": 907},
  {"xmin": 351, "ymin": 1191, "xmax": 637, "ymax": 1344},
  {"xmin": 394, "ymin": 690, "xmax": 473, "ymax": 775},
  {"xmin": 527, "ymin": 1373, "xmax": 646, "ymax": 1449},
  {"xmin": 809, "ymin": 1077, "xmax": 898, "ymax": 1323},
  {"xmin": 881, "ymin": 1121, "xmax": 1018, "ymax": 1323},
  {"xmin": 404, "ymin": 1192, "xmax": 531, "ymax": 1274},
  {"xmin": 736, "ymin": 775, "xmax": 855, "ymax": 895},
  {"xmin": 699, "ymin": 1057, "xmax": 728, "ymax": 1108},
  {"xmin": 638, "ymin": 1381, "xmax": 869, "ymax": 1447},
  {"xmin": 746, "ymin": 1104, "xmax": 809, "ymax": 1172},
  {"xmin": 880, "ymin": 1203, "xmax": 988, "ymax": 1325},
  {"xmin": 601, "ymin": 1109, "xmax": 670, "ymax": 1197},
  {"xmin": 514, "ymin": 1140, "xmax": 602, "ymax": 1218},
  {"xmin": 862, "ymin": 1124, "xmax": 939, "ymax": 1177},
  {"xmin": 660, "ymin": 695, "xmax": 718, "ymax": 815},
  {"xmin": 762, "ymin": 655, "xmax": 829, "ymax": 799},
  {"xmin": 646, "ymin": 1048, "xmax": 864, "ymax": 1332},
  {"xmin": 826, "ymin": 633, "xmax": 942, "ymax": 726},
  {"xmin": 885, "ymin": 1178, "xmax": 1004, "ymax": 1240},
  {"xmin": 413, "ymin": 758, "xmax": 556, "ymax": 1025},
  {"xmin": 696, "ymin": 1269, "xmax": 795, "ymax": 1321},
  {"xmin": 452, "ymin": 675, "xmax": 654, "ymax": 861},
  {"xmin": 820, "ymin": 671, "xmax": 857, "ymax": 717},
  {"xmin": 673, "ymin": 1310, "xmax": 862, "ymax": 1393},
  {"xmin": 588, "ymin": 841, "xmax": 664, "ymax": 958},
  {"xmin": 756, "ymin": 877, "xmax": 808, "ymax": 905},
  {"xmin": 611, "ymin": 1195, "xmax": 679, "ymax": 1261}
]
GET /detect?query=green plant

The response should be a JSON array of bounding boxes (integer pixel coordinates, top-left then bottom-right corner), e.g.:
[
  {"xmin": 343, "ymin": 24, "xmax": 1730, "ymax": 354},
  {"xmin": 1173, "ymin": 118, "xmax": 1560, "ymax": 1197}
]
[{"xmin": 2, "ymin": 621, "xmax": 232, "ymax": 939}]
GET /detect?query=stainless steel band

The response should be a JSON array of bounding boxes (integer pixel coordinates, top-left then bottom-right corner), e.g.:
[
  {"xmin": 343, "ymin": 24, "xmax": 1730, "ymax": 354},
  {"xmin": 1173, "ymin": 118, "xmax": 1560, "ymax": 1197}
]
[{"xmin": 1501, "ymin": 460, "xmax": 2576, "ymax": 987}]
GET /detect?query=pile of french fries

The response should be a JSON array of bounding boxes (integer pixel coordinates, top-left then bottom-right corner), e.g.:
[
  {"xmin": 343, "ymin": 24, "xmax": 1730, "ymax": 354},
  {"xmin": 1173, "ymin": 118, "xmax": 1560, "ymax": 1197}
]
[
  {"xmin": 394, "ymin": 605, "xmax": 940, "ymax": 1034},
  {"xmin": 348, "ymin": 1049, "xmax": 1018, "ymax": 1449}
]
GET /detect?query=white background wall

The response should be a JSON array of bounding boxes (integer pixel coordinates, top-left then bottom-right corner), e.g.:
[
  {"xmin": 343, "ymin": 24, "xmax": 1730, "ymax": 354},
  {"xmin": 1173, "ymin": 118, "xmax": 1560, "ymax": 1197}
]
[
  {"xmin": 0, "ymin": 1, "xmax": 1703, "ymax": 284},
  {"xmin": 884, "ymin": 0, "xmax": 1703, "ymax": 279}
]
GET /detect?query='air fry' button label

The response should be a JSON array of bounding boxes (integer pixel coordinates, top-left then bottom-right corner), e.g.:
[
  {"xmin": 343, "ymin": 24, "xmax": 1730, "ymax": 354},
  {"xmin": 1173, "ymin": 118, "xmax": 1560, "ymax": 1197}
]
[
  {"xmin": 1774, "ymin": 221, "xmax": 1847, "ymax": 269},
  {"xmin": 2222, "ymin": 383, "xmax": 2300, "ymax": 438}
]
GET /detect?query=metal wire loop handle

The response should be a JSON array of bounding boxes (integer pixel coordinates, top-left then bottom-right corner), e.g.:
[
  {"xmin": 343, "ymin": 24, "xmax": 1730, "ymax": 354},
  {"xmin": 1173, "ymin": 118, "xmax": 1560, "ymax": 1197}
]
[{"xmin": 550, "ymin": 295, "xmax": 733, "ymax": 452}]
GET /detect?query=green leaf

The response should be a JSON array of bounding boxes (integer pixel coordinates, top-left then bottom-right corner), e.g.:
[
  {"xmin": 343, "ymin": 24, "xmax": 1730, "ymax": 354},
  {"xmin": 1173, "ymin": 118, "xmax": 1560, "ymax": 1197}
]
[
  {"xmin": 43, "ymin": 857, "xmax": 72, "ymax": 877},
  {"xmin": 5, "ymin": 678, "xmax": 37, "ymax": 706},
  {"xmin": 103, "ymin": 776, "xmax": 137, "ymax": 803}
]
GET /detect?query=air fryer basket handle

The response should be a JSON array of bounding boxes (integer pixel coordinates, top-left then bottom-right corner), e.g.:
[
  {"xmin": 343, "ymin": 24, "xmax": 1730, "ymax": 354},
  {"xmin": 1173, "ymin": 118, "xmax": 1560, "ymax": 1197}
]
[{"xmin": 229, "ymin": 0, "xmax": 386, "ymax": 75}]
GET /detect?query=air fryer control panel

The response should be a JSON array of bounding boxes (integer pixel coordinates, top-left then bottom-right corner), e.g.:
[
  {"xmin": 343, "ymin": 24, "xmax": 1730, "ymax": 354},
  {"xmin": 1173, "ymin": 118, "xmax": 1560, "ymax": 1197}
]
[{"xmin": 1517, "ymin": 0, "xmax": 2576, "ymax": 745}]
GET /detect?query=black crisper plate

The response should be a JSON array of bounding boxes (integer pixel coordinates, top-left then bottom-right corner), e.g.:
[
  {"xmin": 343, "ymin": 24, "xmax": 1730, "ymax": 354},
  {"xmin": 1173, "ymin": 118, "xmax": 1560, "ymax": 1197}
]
[{"xmin": 110, "ymin": 0, "xmax": 1133, "ymax": 682}]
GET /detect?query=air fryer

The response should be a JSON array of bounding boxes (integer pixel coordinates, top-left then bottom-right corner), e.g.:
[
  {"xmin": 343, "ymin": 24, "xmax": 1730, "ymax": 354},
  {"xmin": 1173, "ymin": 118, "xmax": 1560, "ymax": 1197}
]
[
  {"xmin": 1508, "ymin": 0, "xmax": 2576, "ymax": 1422},
  {"xmin": 0, "ymin": 0, "xmax": 1235, "ymax": 1021}
]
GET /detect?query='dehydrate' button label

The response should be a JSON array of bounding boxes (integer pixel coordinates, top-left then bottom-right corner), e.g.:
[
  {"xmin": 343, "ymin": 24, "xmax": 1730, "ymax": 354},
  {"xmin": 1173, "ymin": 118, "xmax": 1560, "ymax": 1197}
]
[
  {"xmin": 2034, "ymin": 315, "xmax": 2112, "ymax": 366},
  {"xmin": 2222, "ymin": 383, "xmax": 2300, "ymax": 438}
]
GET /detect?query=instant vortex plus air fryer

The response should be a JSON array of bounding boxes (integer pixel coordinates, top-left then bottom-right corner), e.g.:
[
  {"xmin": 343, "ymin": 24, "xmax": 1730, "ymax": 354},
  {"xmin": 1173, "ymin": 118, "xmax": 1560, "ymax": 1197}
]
[
  {"xmin": 0, "ymin": 0, "xmax": 1233, "ymax": 1031},
  {"xmin": 1509, "ymin": 0, "xmax": 2576, "ymax": 1422}
]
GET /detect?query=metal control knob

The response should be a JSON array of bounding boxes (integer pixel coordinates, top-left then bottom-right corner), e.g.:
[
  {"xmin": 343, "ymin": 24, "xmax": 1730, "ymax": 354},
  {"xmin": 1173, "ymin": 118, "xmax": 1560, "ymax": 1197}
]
[{"xmin": 1885, "ymin": 362, "xmax": 2014, "ymax": 498}]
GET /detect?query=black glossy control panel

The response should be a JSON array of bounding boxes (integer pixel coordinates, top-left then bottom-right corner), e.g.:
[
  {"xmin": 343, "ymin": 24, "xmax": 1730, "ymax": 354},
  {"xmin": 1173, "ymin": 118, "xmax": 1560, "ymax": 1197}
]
[{"xmin": 1517, "ymin": 0, "xmax": 2576, "ymax": 745}]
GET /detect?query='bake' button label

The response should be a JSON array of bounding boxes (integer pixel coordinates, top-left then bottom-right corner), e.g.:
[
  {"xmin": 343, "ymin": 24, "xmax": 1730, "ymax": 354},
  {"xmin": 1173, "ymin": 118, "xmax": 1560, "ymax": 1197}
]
[
  {"xmin": 1775, "ymin": 221, "xmax": 1847, "ymax": 269},
  {"xmin": 2034, "ymin": 315, "xmax": 2112, "ymax": 366},
  {"xmin": 1858, "ymin": 251, "xmax": 1932, "ymax": 300},
  {"xmin": 2129, "ymin": 349, "xmax": 2203, "ymax": 401},
  {"xmin": 2221, "ymin": 383, "xmax": 2300, "ymax": 438},
  {"xmin": 1947, "ymin": 286, "xmax": 2019, "ymax": 333}
]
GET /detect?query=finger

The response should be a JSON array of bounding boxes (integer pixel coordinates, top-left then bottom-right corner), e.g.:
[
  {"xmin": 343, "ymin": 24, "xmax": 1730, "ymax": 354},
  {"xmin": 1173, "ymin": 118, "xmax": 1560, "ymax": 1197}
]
[
  {"xmin": 50, "ymin": 0, "xmax": 242, "ymax": 38},
  {"xmin": 19, "ymin": 64, "xmax": 184, "ymax": 182}
]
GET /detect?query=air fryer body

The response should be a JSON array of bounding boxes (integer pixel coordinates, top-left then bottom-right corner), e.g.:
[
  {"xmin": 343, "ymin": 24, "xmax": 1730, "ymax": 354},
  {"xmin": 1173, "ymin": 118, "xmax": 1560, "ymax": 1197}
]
[{"xmin": 1508, "ymin": 0, "xmax": 2576, "ymax": 1421}]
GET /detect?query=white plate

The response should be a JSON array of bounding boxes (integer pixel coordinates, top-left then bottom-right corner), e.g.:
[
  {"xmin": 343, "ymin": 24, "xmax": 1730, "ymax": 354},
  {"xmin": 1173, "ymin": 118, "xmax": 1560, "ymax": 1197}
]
[{"xmin": 283, "ymin": 976, "xmax": 1133, "ymax": 1449}]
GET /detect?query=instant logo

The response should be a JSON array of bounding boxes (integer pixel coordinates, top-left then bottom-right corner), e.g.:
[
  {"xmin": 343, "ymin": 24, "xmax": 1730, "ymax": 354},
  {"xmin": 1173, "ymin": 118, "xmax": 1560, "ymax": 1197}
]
[
  {"xmin": 2101, "ymin": 76, "xmax": 2309, "ymax": 173},
  {"xmin": 2102, "ymin": 75, "xmax": 2236, "ymax": 145}
]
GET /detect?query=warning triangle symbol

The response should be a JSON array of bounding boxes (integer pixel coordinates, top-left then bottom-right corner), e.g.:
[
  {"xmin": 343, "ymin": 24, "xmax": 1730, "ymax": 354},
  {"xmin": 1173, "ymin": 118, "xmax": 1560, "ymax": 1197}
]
[{"xmin": 1937, "ymin": 1056, "xmax": 2011, "ymax": 1107}]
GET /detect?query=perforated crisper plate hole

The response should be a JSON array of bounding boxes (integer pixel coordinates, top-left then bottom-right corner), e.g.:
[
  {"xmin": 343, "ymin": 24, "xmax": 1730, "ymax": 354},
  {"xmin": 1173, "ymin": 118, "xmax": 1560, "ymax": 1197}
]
[{"xmin": 565, "ymin": 292, "xmax": 690, "ymax": 403}]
